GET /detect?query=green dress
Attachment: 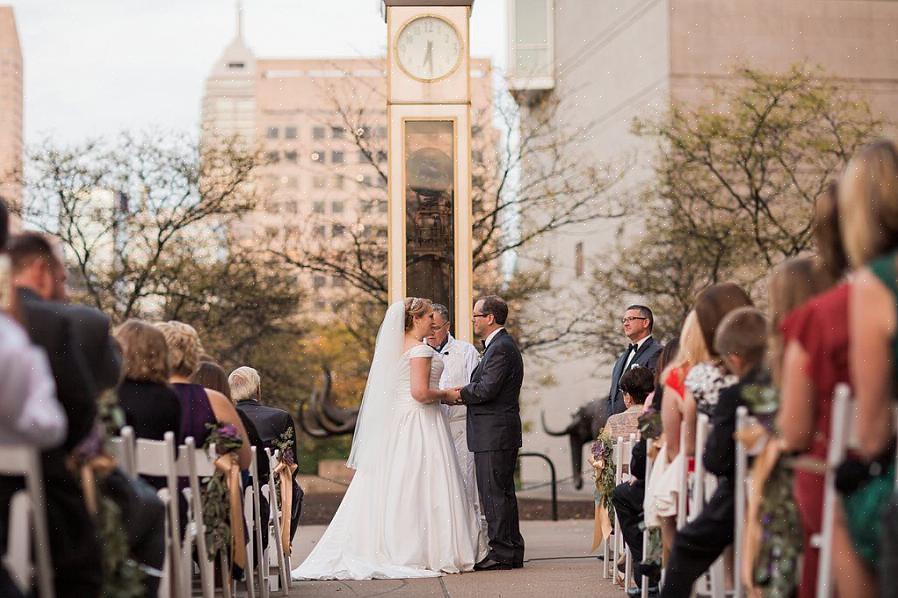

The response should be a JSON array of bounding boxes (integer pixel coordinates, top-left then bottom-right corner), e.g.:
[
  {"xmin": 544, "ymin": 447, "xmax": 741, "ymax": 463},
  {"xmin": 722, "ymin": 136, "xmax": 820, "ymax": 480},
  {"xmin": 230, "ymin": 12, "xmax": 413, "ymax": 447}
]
[{"xmin": 842, "ymin": 252, "xmax": 898, "ymax": 564}]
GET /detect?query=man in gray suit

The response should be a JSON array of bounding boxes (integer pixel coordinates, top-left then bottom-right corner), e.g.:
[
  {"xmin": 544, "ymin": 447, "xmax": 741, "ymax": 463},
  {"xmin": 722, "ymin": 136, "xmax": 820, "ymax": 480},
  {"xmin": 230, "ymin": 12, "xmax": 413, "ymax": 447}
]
[{"xmin": 607, "ymin": 305, "xmax": 663, "ymax": 416}]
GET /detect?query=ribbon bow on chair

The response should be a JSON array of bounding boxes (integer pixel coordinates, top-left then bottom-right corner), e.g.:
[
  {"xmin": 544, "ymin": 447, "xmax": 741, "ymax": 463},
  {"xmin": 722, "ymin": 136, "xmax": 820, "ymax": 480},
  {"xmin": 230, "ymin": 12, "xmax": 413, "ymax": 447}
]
[
  {"xmin": 214, "ymin": 452, "xmax": 247, "ymax": 571},
  {"xmin": 273, "ymin": 457, "xmax": 299, "ymax": 556}
]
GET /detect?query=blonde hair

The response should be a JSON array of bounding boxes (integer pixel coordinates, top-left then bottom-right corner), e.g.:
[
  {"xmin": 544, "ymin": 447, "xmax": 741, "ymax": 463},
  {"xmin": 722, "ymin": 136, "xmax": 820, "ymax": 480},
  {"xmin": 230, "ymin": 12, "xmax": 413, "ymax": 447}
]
[
  {"xmin": 661, "ymin": 310, "xmax": 711, "ymax": 384},
  {"xmin": 229, "ymin": 366, "xmax": 261, "ymax": 404},
  {"xmin": 114, "ymin": 319, "xmax": 171, "ymax": 384},
  {"xmin": 839, "ymin": 139, "xmax": 898, "ymax": 267},
  {"xmin": 154, "ymin": 321, "xmax": 203, "ymax": 378},
  {"xmin": 403, "ymin": 297, "xmax": 433, "ymax": 331}
]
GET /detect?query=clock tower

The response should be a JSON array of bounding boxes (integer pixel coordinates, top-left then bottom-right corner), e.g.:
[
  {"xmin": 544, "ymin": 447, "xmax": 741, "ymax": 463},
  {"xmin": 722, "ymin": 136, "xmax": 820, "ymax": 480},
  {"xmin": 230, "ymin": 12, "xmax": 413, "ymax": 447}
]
[{"xmin": 384, "ymin": 0, "xmax": 475, "ymax": 342}]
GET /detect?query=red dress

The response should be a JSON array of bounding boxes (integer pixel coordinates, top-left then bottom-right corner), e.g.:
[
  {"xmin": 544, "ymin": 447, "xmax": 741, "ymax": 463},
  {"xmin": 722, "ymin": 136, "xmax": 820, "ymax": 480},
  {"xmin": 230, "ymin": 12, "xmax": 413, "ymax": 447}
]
[
  {"xmin": 780, "ymin": 282, "xmax": 850, "ymax": 598},
  {"xmin": 664, "ymin": 365, "xmax": 695, "ymax": 472}
]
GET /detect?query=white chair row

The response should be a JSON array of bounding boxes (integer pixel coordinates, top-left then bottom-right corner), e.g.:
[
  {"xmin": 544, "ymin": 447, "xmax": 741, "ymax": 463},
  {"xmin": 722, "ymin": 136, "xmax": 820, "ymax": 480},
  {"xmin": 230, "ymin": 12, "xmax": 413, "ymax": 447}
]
[
  {"xmin": 0, "ymin": 443, "xmax": 54, "ymax": 598},
  {"xmin": 110, "ymin": 428, "xmax": 293, "ymax": 598},
  {"xmin": 602, "ymin": 434, "xmax": 636, "ymax": 587}
]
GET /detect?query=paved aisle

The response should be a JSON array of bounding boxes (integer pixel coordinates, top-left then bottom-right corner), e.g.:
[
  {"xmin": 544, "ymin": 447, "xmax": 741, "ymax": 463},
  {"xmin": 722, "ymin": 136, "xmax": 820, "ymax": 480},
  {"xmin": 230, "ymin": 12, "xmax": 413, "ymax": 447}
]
[{"xmin": 287, "ymin": 519, "xmax": 623, "ymax": 597}]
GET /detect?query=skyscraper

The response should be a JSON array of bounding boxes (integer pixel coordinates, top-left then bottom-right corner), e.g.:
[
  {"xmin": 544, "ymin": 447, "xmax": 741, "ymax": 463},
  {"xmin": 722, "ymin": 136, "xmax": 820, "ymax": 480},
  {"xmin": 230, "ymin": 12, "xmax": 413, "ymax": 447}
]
[{"xmin": 0, "ymin": 5, "xmax": 23, "ymax": 215}]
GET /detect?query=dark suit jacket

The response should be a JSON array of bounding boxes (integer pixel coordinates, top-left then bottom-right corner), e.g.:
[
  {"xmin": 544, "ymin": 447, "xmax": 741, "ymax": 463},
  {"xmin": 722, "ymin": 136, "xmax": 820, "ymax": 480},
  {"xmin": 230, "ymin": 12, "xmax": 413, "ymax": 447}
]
[
  {"xmin": 704, "ymin": 367, "xmax": 761, "ymax": 483},
  {"xmin": 460, "ymin": 329, "xmax": 524, "ymax": 453},
  {"xmin": 607, "ymin": 336, "xmax": 663, "ymax": 416}
]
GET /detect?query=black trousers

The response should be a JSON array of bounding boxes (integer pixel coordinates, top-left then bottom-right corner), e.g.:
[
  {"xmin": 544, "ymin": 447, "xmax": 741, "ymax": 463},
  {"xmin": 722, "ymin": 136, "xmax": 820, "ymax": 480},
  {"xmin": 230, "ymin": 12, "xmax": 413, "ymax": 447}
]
[
  {"xmin": 611, "ymin": 479, "xmax": 645, "ymax": 582},
  {"xmin": 474, "ymin": 449, "xmax": 525, "ymax": 565},
  {"xmin": 660, "ymin": 484, "xmax": 734, "ymax": 598}
]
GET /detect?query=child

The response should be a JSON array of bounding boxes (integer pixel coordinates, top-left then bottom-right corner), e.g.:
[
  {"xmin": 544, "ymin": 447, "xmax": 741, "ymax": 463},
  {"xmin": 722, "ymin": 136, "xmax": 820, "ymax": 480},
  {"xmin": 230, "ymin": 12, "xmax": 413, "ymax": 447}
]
[{"xmin": 660, "ymin": 307, "xmax": 767, "ymax": 597}]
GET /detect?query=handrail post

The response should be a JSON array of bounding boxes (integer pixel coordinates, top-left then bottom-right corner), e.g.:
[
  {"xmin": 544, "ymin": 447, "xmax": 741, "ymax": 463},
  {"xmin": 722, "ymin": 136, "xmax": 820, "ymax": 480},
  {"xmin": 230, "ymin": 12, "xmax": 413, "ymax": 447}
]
[{"xmin": 518, "ymin": 451, "xmax": 558, "ymax": 521}]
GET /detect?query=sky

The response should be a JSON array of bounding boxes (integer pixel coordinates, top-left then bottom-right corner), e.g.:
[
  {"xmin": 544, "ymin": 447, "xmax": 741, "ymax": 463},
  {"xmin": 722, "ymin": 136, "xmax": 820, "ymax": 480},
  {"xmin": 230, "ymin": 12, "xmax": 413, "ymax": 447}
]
[{"xmin": 10, "ymin": 0, "xmax": 508, "ymax": 147}]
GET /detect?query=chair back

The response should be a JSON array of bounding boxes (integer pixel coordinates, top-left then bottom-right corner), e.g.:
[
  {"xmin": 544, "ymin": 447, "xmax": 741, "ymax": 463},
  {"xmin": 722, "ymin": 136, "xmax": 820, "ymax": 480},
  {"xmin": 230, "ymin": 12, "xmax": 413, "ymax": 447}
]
[
  {"xmin": 109, "ymin": 426, "xmax": 136, "ymax": 475},
  {"xmin": 734, "ymin": 406, "xmax": 751, "ymax": 598},
  {"xmin": 816, "ymin": 384, "xmax": 853, "ymax": 598},
  {"xmin": 676, "ymin": 421, "xmax": 688, "ymax": 530},
  {"xmin": 0, "ymin": 444, "xmax": 54, "ymax": 598}
]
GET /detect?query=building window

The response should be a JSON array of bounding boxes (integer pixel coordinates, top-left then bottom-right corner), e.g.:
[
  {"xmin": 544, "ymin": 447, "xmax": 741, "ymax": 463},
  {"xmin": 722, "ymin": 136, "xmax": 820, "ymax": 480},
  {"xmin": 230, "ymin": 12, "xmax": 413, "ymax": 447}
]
[
  {"xmin": 266, "ymin": 151, "xmax": 279, "ymax": 163},
  {"xmin": 359, "ymin": 199, "xmax": 373, "ymax": 214},
  {"xmin": 332, "ymin": 151, "xmax": 344, "ymax": 164},
  {"xmin": 332, "ymin": 201, "xmax": 344, "ymax": 214},
  {"xmin": 284, "ymin": 150, "xmax": 298, "ymax": 163},
  {"xmin": 266, "ymin": 126, "xmax": 279, "ymax": 139},
  {"xmin": 313, "ymin": 201, "xmax": 325, "ymax": 214},
  {"xmin": 509, "ymin": 0, "xmax": 555, "ymax": 88},
  {"xmin": 332, "ymin": 175, "xmax": 344, "ymax": 189},
  {"xmin": 331, "ymin": 126, "xmax": 345, "ymax": 139},
  {"xmin": 574, "ymin": 241, "xmax": 584, "ymax": 278},
  {"xmin": 313, "ymin": 176, "xmax": 326, "ymax": 189},
  {"xmin": 285, "ymin": 126, "xmax": 298, "ymax": 139},
  {"xmin": 332, "ymin": 277, "xmax": 345, "ymax": 287},
  {"xmin": 285, "ymin": 176, "xmax": 298, "ymax": 188},
  {"xmin": 358, "ymin": 175, "xmax": 372, "ymax": 188},
  {"xmin": 376, "ymin": 227, "xmax": 387, "ymax": 238},
  {"xmin": 358, "ymin": 149, "xmax": 370, "ymax": 164},
  {"xmin": 311, "ymin": 150, "xmax": 324, "ymax": 163},
  {"xmin": 332, "ymin": 224, "xmax": 345, "ymax": 236},
  {"xmin": 284, "ymin": 201, "xmax": 298, "ymax": 214},
  {"xmin": 376, "ymin": 126, "xmax": 387, "ymax": 138},
  {"xmin": 312, "ymin": 126, "xmax": 326, "ymax": 140},
  {"xmin": 314, "ymin": 300, "xmax": 326, "ymax": 310},
  {"xmin": 378, "ymin": 201, "xmax": 387, "ymax": 214},
  {"xmin": 376, "ymin": 150, "xmax": 387, "ymax": 163},
  {"xmin": 313, "ymin": 275, "xmax": 326, "ymax": 289},
  {"xmin": 314, "ymin": 225, "xmax": 327, "ymax": 238}
]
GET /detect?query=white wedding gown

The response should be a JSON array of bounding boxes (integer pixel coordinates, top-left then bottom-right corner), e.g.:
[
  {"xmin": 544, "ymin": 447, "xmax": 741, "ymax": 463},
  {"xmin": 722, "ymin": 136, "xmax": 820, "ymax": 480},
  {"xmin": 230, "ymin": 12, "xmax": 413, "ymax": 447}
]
[{"xmin": 292, "ymin": 344, "xmax": 488, "ymax": 580}]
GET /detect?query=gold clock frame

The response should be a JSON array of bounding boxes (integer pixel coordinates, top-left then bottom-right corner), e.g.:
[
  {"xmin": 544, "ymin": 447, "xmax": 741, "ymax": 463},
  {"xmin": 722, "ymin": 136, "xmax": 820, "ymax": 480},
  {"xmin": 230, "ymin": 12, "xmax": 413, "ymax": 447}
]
[{"xmin": 393, "ymin": 14, "xmax": 465, "ymax": 84}]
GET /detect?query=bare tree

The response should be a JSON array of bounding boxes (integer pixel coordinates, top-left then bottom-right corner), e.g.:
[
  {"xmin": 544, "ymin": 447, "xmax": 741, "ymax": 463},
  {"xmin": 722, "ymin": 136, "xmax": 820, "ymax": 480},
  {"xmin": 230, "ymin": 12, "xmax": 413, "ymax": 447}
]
[{"xmin": 585, "ymin": 65, "xmax": 885, "ymax": 348}]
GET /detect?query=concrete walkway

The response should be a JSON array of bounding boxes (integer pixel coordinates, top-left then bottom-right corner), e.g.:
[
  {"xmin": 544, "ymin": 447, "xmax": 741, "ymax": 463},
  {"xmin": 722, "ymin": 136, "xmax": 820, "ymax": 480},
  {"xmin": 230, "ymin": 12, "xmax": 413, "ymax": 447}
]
[{"xmin": 286, "ymin": 519, "xmax": 626, "ymax": 597}]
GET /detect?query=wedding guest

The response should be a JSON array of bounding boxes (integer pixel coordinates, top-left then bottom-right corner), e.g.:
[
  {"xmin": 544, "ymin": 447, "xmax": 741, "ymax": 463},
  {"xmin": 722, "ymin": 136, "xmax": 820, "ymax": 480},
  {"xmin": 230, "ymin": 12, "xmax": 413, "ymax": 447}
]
[
  {"xmin": 841, "ymin": 140, "xmax": 898, "ymax": 587},
  {"xmin": 647, "ymin": 283, "xmax": 752, "ymax": 563},
  {"xmin": 5, "ymin": 231, "xmax": 122, "ymax": 597},
  {"xmin": 661, "ymin": 307, "xmax": 767, "ymax": 598},
  {"xmin": 607, "ymin": 305, "xmax": 663, "ymax": 416},
  {"xmin": 230, "ymin": 366, "xmax": 302, "ymax": 539},
  {"xmin": 155, "ymin": 322, "xmax": 251, "ymax": 468},
  {"xmin": 604, "ymin": 365, "xmax": 653, "ymax": 440},
  {"xmin": 770, "ymin": 185, "xmax": 865, "ymax": 598},
  {"xmin": 114, "ymin": 320, "xmax": 181, "ymax": 441}
]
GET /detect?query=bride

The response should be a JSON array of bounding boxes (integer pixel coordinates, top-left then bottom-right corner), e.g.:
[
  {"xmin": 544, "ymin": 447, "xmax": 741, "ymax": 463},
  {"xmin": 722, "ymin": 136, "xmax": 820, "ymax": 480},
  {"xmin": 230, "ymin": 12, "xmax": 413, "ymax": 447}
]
[{"xmin": 292, "ymin": 298, "xmax": 488, "ymax": 580}]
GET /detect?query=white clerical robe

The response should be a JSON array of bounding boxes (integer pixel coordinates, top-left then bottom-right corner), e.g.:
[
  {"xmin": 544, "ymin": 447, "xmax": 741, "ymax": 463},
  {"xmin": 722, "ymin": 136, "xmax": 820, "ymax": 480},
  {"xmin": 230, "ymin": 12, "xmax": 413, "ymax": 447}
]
[{"xmin": 429, "ymin": 334, "xmax": 482, "ymax": 524}]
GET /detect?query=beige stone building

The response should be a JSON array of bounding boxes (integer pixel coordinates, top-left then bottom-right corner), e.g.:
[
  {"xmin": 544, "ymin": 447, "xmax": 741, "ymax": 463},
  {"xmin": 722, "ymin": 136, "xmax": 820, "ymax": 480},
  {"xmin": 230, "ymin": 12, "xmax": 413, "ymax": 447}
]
[
  {"xmin": 202, "ymin": 11, "xmax": 494, "ymax": 312},
  {"xmin": 508, "ymin": 0, "xmax": 898, "ymax": 486},
  {"xmin": 0, "ymin": 5, "xmax": 23, "ymax": 215}
]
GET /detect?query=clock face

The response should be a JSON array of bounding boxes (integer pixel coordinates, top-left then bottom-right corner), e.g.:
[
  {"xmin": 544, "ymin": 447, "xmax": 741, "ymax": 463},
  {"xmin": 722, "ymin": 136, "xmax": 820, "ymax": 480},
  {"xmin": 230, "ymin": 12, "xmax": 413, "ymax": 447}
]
[{"xmin": 396, "ymin": 16, "xmax": 462, "ymax": 81}]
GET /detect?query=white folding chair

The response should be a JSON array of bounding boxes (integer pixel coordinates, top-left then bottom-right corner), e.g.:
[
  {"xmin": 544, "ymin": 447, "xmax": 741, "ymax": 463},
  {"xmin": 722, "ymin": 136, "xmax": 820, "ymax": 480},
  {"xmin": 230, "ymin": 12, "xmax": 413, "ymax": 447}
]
[
  {"xmin": 0, "ymin": 444, "xmax": 53, "ymax": 598},
  {"xmin": 641, "ymin": 440, "xmax": 654, "ymax": 598},
  {"xmin": 264, "ymin": 449, "xmax": 290, "ymax": 595},
  {"xmin": 691, "ymin": 413, "xmax": 725, "ymax": 598},
  {"xmin": 815, "ymin": 384, "xmax": 853, "ymax": 598},
  {"xmin": 621, "ymin": 434, "xmax": 636, "ymax": 591},
  {"xmin": 676, "ymin": 421, "xmax": 688, "ymax": 530},
  {"xmin": 241, "ymin": 447, "xmax": 265, "ymax": 598},
  {"xmin": 133, "ymin": 431, "xmax": 181, "ymax": 598},
  {"xmin": 611, "ymin": 435, "xmax": 628, "ymax": 586},
  {"xmin": 109, "ymin": 426, "xmax": 135, "ymax": 476},
  {"xmin": 177, "ymin": 437, "xmax": 217, "ymax": 598},
  {"xmin": 734, "ymin": 406, "xmax": 751, "ymax": 598}
]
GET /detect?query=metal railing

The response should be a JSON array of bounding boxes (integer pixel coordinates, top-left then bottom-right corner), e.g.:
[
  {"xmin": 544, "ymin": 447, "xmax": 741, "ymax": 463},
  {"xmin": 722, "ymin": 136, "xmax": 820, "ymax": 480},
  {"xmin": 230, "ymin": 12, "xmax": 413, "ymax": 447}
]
[{"xmin": 518, "ymin": 451, "xmax": 558, "ymax": 521}]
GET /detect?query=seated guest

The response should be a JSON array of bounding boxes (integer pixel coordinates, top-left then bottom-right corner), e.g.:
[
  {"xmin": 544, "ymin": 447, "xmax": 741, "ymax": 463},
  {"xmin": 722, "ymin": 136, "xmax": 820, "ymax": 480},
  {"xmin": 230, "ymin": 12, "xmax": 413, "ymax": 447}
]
[
  {"xmin": 660, "ymin": 307, "xmax": 767, "ymax": 598},
  {"xmin": 604, "ymin": 365, "xmax": 654, "ymax": 441},
  {"xmin": 230, "ymin": 366, "xmax": 303, "ymax": 539},
  {"xmin": 154, "ymin": 322, "xmax": 251, "ymax": 468},
  {"xmin": 6, "ymin": 231, "xmax": 120, "ymax": 597},
  {"xmin": 114, "ymin": 320, "xmax": 181, "ymax": 441}
]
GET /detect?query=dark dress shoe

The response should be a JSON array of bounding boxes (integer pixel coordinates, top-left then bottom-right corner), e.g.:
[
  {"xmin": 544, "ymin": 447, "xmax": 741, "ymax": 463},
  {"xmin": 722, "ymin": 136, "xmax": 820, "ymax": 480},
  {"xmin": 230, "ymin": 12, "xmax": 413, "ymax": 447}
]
[
  {"xmin": 512, "ymin": 562, "xmax": 524, "ymax": 569},
  {"xmin": 474, "ymin": 558, "xmax": 513, "ymax": 571}
]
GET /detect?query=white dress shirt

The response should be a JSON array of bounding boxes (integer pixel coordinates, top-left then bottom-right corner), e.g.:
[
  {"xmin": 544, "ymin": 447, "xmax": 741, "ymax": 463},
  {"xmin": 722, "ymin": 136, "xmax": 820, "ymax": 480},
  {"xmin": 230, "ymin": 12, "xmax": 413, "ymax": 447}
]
[
  {"xmin": 623, "ymin": 335, "xmax": 652, "ymax": 371},
  {"xmin": 484, "ymin": 326, "xmax": 505, "ymax": 350},
  {"xmin": 0, "ymin": 314, "xmax": 67, "ymax": 448}
]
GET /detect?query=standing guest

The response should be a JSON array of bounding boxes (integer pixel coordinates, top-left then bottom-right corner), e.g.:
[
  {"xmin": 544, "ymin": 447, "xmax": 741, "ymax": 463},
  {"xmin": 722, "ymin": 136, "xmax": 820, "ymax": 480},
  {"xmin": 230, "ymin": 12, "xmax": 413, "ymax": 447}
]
[
  {"xmin": 604, "ymin": 365, "xmax": 654, "ymax": 441},
  {"xmin": 229, "ymin": 366, "xmax": 303, "ymax": 540},
  {"xmin": 155, "ymin": 322, "xmax": 251, "ymax": 469},
  {"xmin": 607, "ymin": 305, "xmax": 663, "ymax": 416},
  {"xmin": 841, "ymin": 140, "xmax": 898, "ymax": 589},
  {"xmin": 114, "ymin": 320, "xmax": 181, "ymax": 441},
  {"xmin": 660, "ymin": 308, "xmax": 767, "ymax": 598},
  {"xmin": 425, "ymin": 303, "xmax": 481, "ymax": 523},
  {"xmin": 647, "ymin": 283, "xmax": 752, "ymax": 565},
  {"xmin": 5, "ymin": 231, "xmax": 121, "ymax": 598}
]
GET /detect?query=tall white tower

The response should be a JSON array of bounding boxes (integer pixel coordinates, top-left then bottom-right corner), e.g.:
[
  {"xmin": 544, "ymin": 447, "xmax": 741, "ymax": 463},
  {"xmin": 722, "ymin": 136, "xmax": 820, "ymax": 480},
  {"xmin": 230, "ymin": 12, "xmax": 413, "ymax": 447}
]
[{"xmin": 201, "ymin": 3, "xmax": 257, "ymax": 147}]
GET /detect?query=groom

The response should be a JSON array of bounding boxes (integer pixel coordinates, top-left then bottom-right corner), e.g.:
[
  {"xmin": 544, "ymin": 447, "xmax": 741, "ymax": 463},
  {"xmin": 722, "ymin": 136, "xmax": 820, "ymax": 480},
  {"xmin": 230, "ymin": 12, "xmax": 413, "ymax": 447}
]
[{"xmin": 450, "ymin": 295, "xmax": 525, "ymax": 571}]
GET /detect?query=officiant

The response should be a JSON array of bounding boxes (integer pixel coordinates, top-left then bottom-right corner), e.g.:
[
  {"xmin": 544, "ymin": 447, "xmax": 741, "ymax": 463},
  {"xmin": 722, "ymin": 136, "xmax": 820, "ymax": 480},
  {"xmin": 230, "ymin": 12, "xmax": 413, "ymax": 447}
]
[{"xmin": 426, "ymin": 303, "xmax": 482, "ymax": 520}]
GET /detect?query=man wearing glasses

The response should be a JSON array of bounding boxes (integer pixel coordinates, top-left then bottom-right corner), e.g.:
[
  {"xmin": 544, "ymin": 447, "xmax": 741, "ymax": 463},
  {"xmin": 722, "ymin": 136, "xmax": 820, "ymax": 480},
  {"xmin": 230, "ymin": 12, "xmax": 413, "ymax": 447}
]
[
  {"xmin": 607, "ymin": 305, "xmax": 663, "ymax": 416},
  {"xmin": 426, "ymin": 303, "xmax": 482, "ymax": 525}
]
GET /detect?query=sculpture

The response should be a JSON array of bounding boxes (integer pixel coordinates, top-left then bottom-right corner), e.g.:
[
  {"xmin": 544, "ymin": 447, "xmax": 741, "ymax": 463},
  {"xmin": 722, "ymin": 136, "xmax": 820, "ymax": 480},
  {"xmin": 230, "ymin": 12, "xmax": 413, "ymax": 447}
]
[
  {"xmin": 297, "ymin": 367, "xmax": 359, "ymax": 438},
  {"xmin": 541, "ymin": 400, "xmax": 609, "ymax": 489}
]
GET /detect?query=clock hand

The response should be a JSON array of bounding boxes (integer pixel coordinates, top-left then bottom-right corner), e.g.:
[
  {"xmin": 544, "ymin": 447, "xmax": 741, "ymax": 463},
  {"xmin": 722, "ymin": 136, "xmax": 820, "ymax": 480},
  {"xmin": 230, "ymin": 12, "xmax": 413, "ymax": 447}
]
[{"xmin": 423, "ymin": 40, "xmax": 433, "ymax": 74}]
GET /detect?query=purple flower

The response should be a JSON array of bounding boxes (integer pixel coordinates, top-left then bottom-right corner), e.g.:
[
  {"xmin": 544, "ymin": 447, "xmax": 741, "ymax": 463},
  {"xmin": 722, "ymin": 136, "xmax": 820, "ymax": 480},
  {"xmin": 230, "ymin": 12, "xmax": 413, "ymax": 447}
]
[
  {"xmin": 591, "ymin": 440, "xmax": 602, "ymax": 460},
  {"xmin": 218, "ymin": 423, "xmax": 241, "ymax": 442},
  {"xmin": 283, "ymin": 449, "xmax": 295, "ymax": 466}
]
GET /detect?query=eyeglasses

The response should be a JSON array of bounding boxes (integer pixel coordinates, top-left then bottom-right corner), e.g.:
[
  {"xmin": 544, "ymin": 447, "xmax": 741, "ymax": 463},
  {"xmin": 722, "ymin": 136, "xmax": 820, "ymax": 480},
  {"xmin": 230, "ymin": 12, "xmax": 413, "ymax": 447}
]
[
  {"xmin": 472, "ymin": 313, "xmax": 490, "ymax": 319},
  {"xmin": 620, "ymin": 316, "xmax": 648, "ymax": 324}
]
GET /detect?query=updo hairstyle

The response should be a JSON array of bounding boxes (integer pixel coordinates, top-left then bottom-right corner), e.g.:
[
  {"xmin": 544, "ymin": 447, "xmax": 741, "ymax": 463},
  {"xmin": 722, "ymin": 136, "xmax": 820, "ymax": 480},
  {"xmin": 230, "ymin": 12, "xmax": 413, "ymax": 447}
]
[{"xmin": 404, "ymin": 297, "xmax": 433, "ymax": 331}]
